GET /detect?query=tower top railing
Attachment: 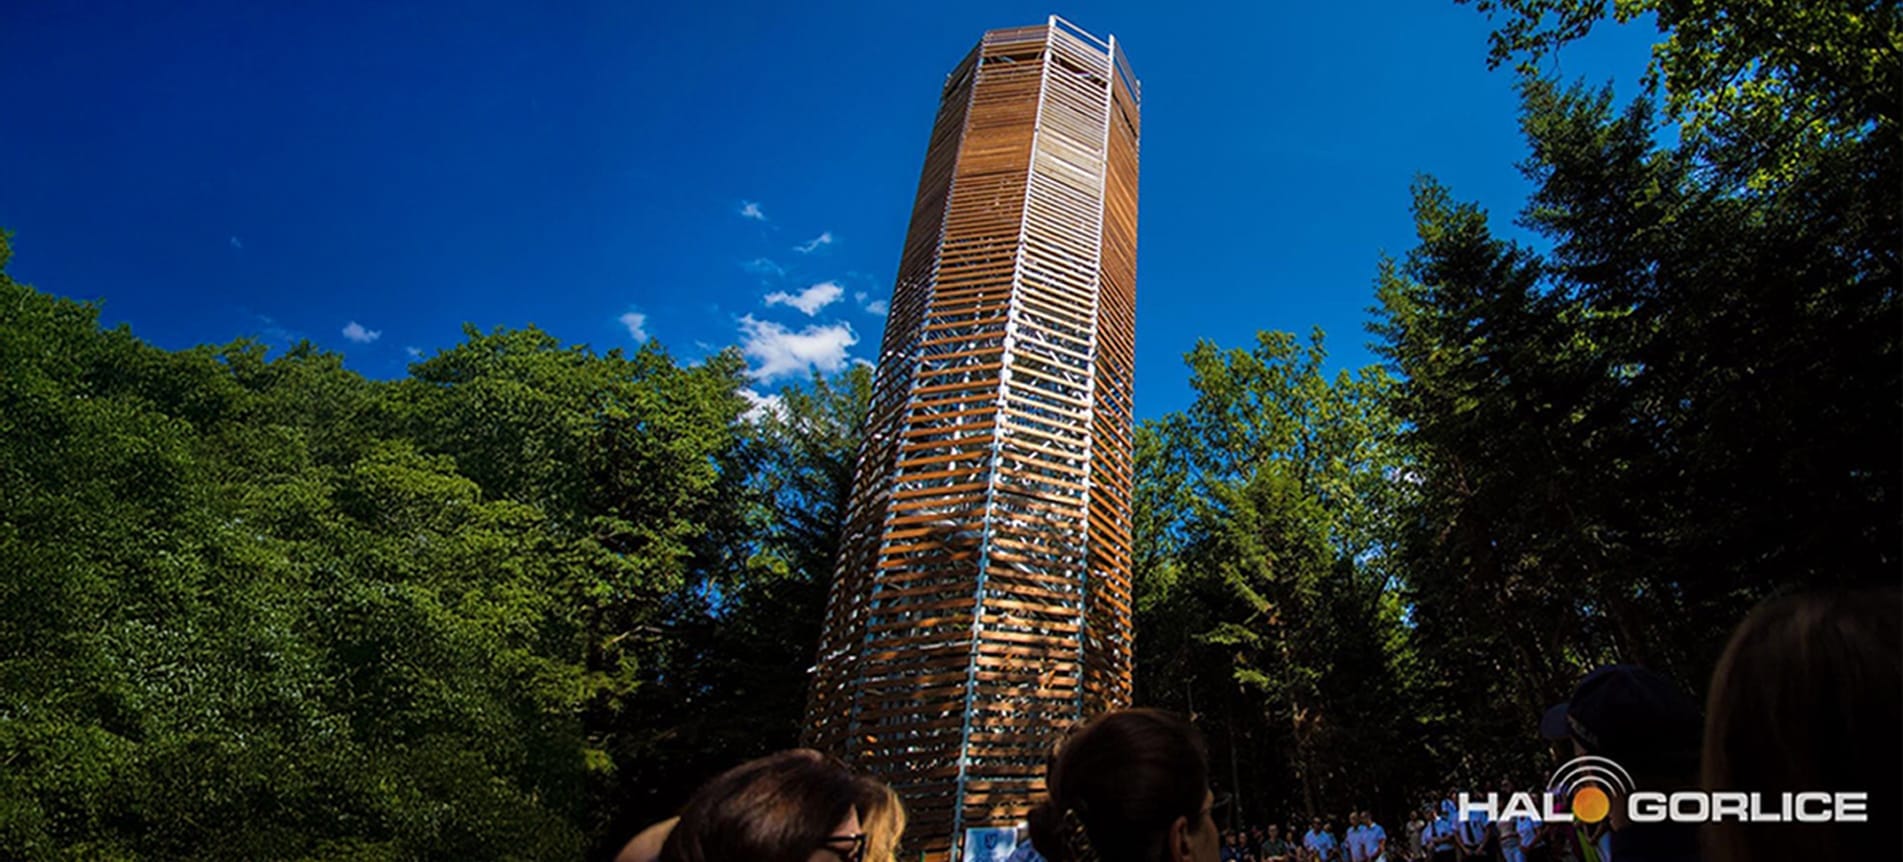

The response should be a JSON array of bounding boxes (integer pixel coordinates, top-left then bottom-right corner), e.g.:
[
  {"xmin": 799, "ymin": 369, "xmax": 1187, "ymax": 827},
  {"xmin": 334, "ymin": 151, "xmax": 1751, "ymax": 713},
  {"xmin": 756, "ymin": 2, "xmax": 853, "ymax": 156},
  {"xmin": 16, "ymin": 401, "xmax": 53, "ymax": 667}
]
[
  {"xmin": 979, "ymin": 16, "xmax": 1107, "ymax": 53},
  {"xmin": 976, "ymin": 17, "xmax": 1140, "ymax": 104},
  {"xmin": 980, "ymin": 22, "xmax": 1051, "ymax": 49},
  {"xmin": 1047, "ymin": 15, "xmax": 1108, "ymax": 50}
]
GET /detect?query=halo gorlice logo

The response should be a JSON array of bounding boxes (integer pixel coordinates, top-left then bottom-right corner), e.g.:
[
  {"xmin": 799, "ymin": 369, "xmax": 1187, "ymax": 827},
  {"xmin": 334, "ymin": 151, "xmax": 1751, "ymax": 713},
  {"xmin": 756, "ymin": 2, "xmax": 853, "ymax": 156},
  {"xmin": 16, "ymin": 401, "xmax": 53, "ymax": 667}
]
[
  {"xmin": 1457, "ymin": 756, "xmax": 1631, "ymax": 824},
  {"xmin": 1547, "ymin": 756, "xmax": 1631, "ymax": 823},
  {"xmin": 1456, "ymin": 756, "xmax": 1869, "ymax": 824}
]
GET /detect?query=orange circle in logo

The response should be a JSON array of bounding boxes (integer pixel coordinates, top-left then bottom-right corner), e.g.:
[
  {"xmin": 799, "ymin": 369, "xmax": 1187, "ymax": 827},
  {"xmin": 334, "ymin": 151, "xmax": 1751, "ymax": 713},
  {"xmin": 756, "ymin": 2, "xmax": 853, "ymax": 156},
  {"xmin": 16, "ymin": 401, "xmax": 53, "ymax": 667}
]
[{"xmin": 1572, "ymin": 786, "xmax": 1611, "ymax": 823}]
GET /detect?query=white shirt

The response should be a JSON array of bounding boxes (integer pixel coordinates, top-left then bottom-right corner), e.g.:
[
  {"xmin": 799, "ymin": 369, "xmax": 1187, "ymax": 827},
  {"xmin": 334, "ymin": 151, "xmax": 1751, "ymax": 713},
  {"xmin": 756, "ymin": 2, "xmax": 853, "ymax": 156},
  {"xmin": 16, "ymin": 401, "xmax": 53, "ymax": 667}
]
[
  {"xmin": 1306, "ymin": 829, "xmax": 1339, "ymax": 860},
  {"xmin": 1515, "ymin": 818, "xmax": 1540, "ymax": 849},
  {"xmin": 1495, "ymin": 818, "xmax": 1521, "ymax": 850},
  {"xmin": 1458, "ymin": 811, "xmax": 1490, "ymax": 850},
  {"xmin": 1004, "ymin": 842, "xmax": 1046, "ymax": 862}
]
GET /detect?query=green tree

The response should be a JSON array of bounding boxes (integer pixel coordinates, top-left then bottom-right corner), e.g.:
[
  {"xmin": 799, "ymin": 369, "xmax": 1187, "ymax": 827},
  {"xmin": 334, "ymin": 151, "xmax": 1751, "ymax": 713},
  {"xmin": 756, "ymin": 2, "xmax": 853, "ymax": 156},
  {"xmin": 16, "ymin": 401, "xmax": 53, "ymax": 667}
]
[
  {"xmin": 1134, "ymin": 330, "xmax": 1423, "ymax": 823},
  {"xmin": 0, "ymin": 236, "xmax": 595, "ymax": 857},
  {"xmin": 1463, "ymin": 0, "xmax": 1900, "ymax": 188},
  {"xmin": 594, "ymin": 365, "xmax": 872, "ymax": 850},
  {"xmin": 1370, "ymin": 0, "xmax": 1899, "ymax": 787},
  {"xmin": 390, "ymin": 325, "xmax": 759, "ymax": 851},
  {"xmin": 0, "ymin": 231, "xmax": 787, "ymax": 858}
]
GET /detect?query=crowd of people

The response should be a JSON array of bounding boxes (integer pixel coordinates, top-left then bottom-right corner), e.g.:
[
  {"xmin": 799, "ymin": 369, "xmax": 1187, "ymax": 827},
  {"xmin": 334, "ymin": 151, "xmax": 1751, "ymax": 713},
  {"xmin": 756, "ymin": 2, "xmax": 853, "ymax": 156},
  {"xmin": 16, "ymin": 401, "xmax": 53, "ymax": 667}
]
[
  {"xmin": 1203, "ymin": 790, "xmax": 1597, "ymax": 862},
  {"xmin": 614, "ymin": 587, "xmax": 1896, "ymax": 862},
  {"xmin": 1206, "ymin": 797, "xmax": 1578, "ymax": 862},
  {"xmin": 1201, "ymin": 814, "xmax": 1390, "ymax": 862}
]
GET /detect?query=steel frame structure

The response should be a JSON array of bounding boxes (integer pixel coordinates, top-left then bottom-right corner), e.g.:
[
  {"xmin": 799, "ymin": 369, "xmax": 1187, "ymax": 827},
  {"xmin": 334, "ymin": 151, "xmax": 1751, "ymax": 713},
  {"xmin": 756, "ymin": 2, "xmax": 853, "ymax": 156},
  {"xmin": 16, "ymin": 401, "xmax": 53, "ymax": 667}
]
[{"xmin": 804, "ymin": 17, "xmax": 1139, "ymax": 860}]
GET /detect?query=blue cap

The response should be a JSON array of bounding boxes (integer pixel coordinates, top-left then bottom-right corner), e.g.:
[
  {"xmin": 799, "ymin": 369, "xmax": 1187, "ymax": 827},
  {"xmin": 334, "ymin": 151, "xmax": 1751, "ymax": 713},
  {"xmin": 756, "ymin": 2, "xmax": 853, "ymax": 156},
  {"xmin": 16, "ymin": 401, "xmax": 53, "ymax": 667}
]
[{"xmin": 1539, "ymin": 665, "xmax": 1702, "ymax": 770}]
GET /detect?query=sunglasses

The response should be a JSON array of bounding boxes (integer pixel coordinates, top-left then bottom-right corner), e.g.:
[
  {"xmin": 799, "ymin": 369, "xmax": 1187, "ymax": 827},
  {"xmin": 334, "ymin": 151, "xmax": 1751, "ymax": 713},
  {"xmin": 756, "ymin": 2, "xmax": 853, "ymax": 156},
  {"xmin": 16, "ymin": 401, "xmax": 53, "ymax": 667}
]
[{"xmin": 821, "ymin": 831, "xmax": 867, "ymax": 862}]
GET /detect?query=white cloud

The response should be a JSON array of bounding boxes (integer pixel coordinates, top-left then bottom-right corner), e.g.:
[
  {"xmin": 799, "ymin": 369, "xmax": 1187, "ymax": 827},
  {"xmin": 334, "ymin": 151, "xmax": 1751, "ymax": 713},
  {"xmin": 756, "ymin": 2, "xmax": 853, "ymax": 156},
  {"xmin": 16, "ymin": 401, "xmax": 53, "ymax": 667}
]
[
  {"xmin": 342, "ymin": 321, "xmax": 382, "ymax": 344},
  {"xmin": 739, "ymin": 315, "xmax": 858, "ymax": 381},
  {"xmin": 228, "ymin": 236, "xmax": 243, "ymax": 249},
  {"xmin": 739, "ymin": 388, "xmax": 786, "ymax": 423},
  {"xmin": 618, "ymin": 311, "xmax": 650, "ymax": 342},
  {"xmin": 742, "ymin": 257, "xmax": 786, "ymax": 278},
  {"xmin": 764, "ymin": 281, "xmax": 844, "ymax": 316},
  {"xmin": 794, "ymin": 230, "xmax": 834, "ymax": 253},
  {"xmin": 850, "ymin": 289, "xmax": 888, "ymax": 315},
  {"xmin": 405, "ymin": 346, "xmax": 424, "ymax": 360},
  {"xmin": 739, "ymin": 200, "xmax": 767, "ymax": 221}
]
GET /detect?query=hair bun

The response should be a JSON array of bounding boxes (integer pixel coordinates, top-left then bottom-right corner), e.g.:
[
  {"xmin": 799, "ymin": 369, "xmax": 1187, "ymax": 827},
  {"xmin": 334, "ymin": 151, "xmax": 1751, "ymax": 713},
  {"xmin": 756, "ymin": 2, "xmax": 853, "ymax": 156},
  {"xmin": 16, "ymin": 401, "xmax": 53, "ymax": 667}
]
[{"xmin": 1060, "ymin": 807, "xmax": 1102, "ymax": 862}]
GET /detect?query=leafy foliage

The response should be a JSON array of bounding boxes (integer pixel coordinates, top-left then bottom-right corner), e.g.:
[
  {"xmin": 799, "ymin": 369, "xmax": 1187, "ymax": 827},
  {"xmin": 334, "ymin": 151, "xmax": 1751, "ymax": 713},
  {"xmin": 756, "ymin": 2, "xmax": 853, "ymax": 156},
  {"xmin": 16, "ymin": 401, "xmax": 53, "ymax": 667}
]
[
  {"xmin": 1133, "ymin": 0, "xmax": 1895, "ymax": 823},
  {"xmin": 0, "ymin": 234, "xmax": 802, "ymax": 859},
  {"xmin": 600, "ymin": 366, "xmax": 871, "ymax": 843},
  {"xmin": 1132, "ymin": 331, "xmax": 1423, "ymax": 822},
  {"xmin": 1373, "ymin": 0, "xmax": 1899, "ymax": 787}
]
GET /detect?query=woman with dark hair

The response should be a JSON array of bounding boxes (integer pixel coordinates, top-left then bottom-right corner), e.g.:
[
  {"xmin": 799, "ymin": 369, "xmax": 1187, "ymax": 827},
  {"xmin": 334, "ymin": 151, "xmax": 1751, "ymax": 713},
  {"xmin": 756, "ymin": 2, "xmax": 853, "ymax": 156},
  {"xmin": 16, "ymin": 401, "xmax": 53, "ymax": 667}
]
[
  {"xmin": 646, "ymin": 748, "xmax": 870, "ymax": 862},
  {"xmin": 1025, "ymin": 708, "xmax": 1222, "ymax": 862},
  {"xmin": 1701, "ymin": 586, "xmax": 1900, "ymax": 862}
]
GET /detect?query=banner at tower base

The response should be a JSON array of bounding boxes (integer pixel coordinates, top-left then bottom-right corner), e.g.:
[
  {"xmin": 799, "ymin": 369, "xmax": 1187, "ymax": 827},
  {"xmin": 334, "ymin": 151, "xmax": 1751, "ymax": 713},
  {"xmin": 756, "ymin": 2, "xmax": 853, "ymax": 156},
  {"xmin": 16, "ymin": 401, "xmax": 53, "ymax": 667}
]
[{"xmin": 961, "ymin": 826, "xmax": 1019, "ymax": 862}]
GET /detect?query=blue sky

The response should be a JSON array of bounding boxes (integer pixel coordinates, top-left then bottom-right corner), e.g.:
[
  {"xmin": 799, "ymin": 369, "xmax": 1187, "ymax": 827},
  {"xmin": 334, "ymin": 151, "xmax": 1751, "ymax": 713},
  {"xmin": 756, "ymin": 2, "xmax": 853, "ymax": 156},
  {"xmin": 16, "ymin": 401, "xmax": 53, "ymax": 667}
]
[{"xmin": 0, "ymin": 1, "xmax": 1658, "ymax": 420}]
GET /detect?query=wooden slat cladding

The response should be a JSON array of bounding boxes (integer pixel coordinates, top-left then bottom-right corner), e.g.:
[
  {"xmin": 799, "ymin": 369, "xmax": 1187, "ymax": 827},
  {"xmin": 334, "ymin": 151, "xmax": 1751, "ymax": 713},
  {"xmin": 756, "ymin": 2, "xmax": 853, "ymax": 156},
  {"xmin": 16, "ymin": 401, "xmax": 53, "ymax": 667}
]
[{"xmin": 803, "ymin": 18, "xmax": 1137, "ymax": 862}]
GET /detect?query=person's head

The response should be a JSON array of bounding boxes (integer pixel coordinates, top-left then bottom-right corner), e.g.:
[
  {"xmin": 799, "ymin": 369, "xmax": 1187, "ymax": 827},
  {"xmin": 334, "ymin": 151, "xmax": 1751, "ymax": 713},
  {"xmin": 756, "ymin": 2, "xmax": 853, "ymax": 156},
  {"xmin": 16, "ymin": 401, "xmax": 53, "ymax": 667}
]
[
  {"xmin": 1539, "ymin": 663, "xmax": 1702, "ymax": 827},
  {"xmin": 1027, "ymin": 708, "xmax": 1219, "ymax": 862},
  {"xmin": 1702, "ymin": 587, "xmax": 1900, "ymax": 862},
  {"xmin": 658, "ymin": 749, "xmax": 865, "ymax": 862},
  {"xmin": 855, "ymin": 777, "xmax": 905, "ymax": 862},
  {"xmin": 1267, "ymin": 824, "xmax": 1280, "ymax": 839},
  {"xmin": 1308, "ymin": 817, "xmax": 1321, "ymax": 833}
]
